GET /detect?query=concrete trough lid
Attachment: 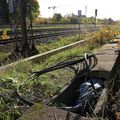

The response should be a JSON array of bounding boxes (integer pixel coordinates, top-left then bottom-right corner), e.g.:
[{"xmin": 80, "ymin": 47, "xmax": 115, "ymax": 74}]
[{"xmin": 93, "ymin": 43, "xmax": 118, "ymax": 72}]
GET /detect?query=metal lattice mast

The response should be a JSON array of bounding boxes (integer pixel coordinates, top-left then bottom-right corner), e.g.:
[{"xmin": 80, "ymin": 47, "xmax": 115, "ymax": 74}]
[{"xmin": 7, "ymin": 0, "xmax": 39, "ymax": 56}]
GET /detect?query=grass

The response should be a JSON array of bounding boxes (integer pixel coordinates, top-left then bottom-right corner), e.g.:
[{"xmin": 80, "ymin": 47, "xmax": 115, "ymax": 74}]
[
  {"xmin": 32, "ymin": 24, "xmax": 78, "ymax": 29},
  {"xmin": 0, "ymin": 26, "xmax": 119, "ymax": 119},
  {"xmin": 0, "ymin": 44, "xmax": 91, "ymax": 119},
  {"xmin": 0, "ymin": 33, "xmax": 85, "ymax": 63},
  {"xmin": 36, "ymin": 35, "xmax": 85, "ymax": 53},
  {"xmin": 0, "ymin": 24, "xmax": 118, "ymax": 62},
  {"xmin": 0, "ymin": 52, "xmax": 10, "ymax": 62}
]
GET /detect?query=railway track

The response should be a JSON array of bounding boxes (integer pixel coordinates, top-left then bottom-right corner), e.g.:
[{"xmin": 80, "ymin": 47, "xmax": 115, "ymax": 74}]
[
  {"xmin": 0, "ymin": 26, "xmax": 100, "ymax": 36},
  {"xmin": 0, "ymin": 30, "xmax": 78, "ymax": 45},
  {"xmin": 0, "ymin": 27, "xmax": 99, "ymax": 45},
  {"xmin": 0, "ymin": 28, "xmax": 79, "ymax": 36}
]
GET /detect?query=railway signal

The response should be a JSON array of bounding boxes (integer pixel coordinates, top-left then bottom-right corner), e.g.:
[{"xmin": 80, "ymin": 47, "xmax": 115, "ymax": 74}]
[
  {"xmin": 95, "ymin": 9, "xmax": 98, "ymax": 27},
  {"xmin": 95, "ymin": 9, "xmax": 98, "ymax": 17},
  {"xmin": 78, "ymin": 10, "xmax": 82, "ymax": 17}
]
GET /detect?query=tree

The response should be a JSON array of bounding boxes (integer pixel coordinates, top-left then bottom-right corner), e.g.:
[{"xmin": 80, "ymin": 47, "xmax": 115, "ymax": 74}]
[
  {"xmin": 10, "ymin": 0, "xmax": 40, "ymax": 22},
  {"xmin": 61, "ymin": 17, "xmax": 69, "ymax": 24},
  {"xmin": 52, "ymin": 13, "xmax": 62, "ymax": 23},
  {"xmin": 64, "ymin": 13, "xmax": 78, "ymax": 24},
  {"xmin": 69, "ymin": 17, "xmax": 78, "ymax": 24},
  {"xmin": 26, "ymin": 0, "xmax": 40, "ymax": 21},
  {"xmin": 108, "ymin": 18, "xmax": 114, "ymax": 25}
]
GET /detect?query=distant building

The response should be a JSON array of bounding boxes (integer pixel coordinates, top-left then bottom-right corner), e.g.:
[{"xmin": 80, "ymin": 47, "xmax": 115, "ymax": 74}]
[{"xmin": 0, "ymin": 0, "xmax": 9, "ymax": 25}]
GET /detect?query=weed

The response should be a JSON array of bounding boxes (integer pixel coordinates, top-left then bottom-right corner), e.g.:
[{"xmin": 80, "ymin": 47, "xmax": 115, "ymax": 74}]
[{"xmin": 0, "ymin": 26, "xmax": 119, "ymax": 119}]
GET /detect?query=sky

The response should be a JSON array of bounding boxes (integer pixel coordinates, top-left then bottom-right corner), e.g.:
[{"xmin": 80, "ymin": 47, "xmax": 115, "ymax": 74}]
[{"xmin": 38, "ymin": 0, "xmax": 120, "ymax": 20}]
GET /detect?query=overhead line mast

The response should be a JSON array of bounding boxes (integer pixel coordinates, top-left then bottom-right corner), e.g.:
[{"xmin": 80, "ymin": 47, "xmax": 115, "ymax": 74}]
[{"xmin": 7, "ymin": 0, "xmax": 39, "ymax": 57}]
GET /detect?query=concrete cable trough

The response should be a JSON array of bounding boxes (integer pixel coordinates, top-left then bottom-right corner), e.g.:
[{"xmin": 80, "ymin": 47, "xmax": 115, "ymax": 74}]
[{"xmin": 18, "ymin": 43, "xmax": 120, "ymax": 120}]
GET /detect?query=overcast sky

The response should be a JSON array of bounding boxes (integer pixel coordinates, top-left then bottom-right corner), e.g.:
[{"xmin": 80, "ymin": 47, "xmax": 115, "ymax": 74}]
[{"xmin": 38, "ymin": 0, "xmax": 120, "ymax": 20}]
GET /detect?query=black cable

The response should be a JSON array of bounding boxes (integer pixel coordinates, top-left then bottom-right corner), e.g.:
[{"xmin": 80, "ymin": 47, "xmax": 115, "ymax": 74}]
[
  {"xmin": 30, "ymin": 53, "xmax": 97, "ymax": 78},
  {"xmin": 84, "ymin": 53, "xmax": 96, "ymax": 90},
  {"xmin": 14, "ymin": 53, "xmax": 98, "ymax": 106},
  {"xmin": 15, "ymin": 87, "xmax": 34, "ymax": 106}
]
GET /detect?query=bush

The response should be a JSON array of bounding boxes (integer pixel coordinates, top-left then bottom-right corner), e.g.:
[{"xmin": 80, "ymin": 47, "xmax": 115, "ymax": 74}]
[{"xmin": 87, "ymin": 27, "xmax": 116, "ymax": 50}]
